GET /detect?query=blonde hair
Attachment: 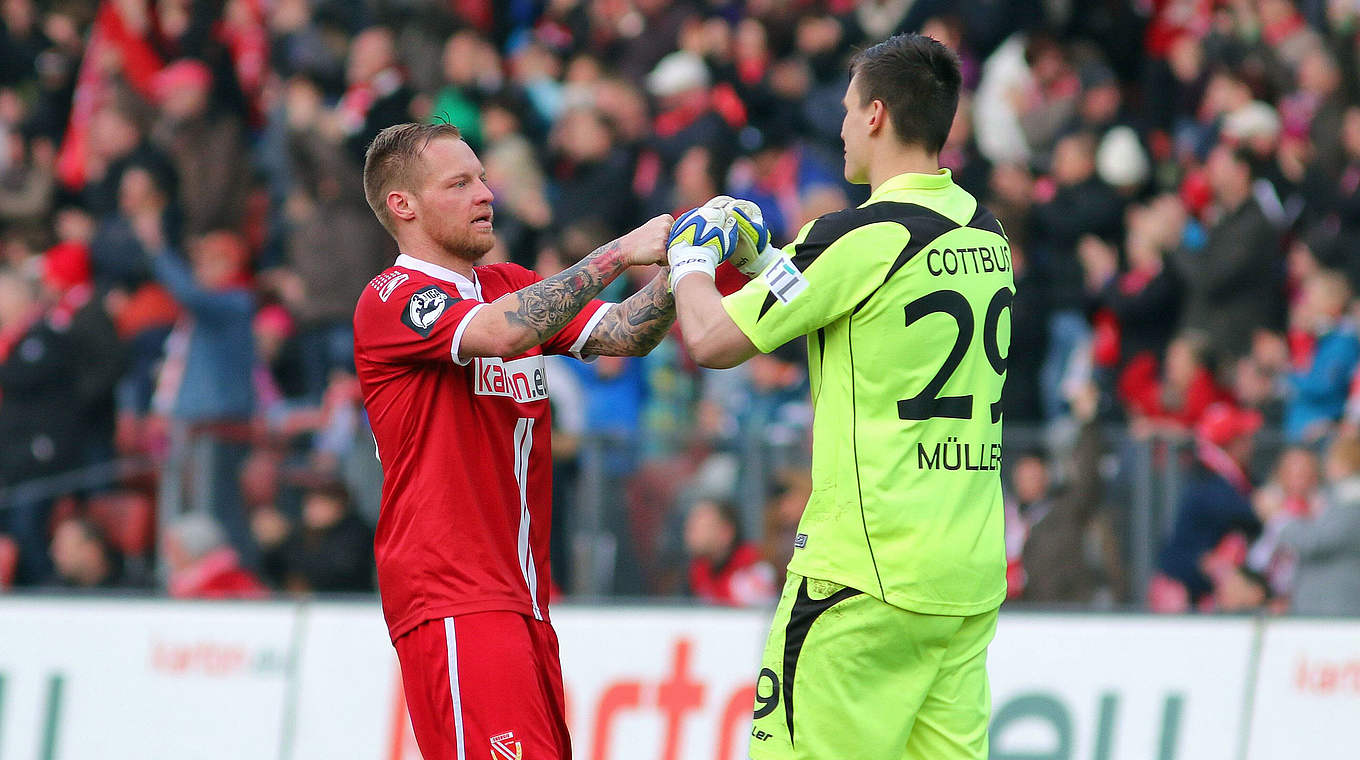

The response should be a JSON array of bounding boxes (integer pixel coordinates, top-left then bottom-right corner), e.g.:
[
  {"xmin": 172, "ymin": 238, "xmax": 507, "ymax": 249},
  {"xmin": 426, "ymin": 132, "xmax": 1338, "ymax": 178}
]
[{"xmin": 362, "ymin": 122, "xmax": 463, "ymax": 235}]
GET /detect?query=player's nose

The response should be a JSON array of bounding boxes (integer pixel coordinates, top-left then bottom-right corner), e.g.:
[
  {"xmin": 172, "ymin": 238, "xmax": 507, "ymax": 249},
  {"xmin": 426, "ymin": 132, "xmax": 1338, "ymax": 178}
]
[{"xmin": 476, "ymin": 177, "xmax": 495, "ymax": 204}]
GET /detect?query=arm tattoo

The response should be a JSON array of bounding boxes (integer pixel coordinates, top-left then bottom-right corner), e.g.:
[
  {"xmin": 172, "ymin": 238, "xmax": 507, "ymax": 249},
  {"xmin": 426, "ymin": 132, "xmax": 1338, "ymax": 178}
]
[
  {"xmin": 504, "ymin": 240, "xmax": 626, "ymax": 342},
  {"xmin": 582, "ymin": 271, "xmax": 677, "ymax": 356}
]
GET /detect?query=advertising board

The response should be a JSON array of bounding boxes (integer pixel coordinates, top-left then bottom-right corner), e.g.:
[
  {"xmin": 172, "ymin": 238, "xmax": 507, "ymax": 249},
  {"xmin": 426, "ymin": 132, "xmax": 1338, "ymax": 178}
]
[
  {"xmin": 988, "ymin": 615, "xmax": 1257, "ymax": 760},
  {"xmin": 1246, "ymin": 619, "xmax": 1360, "ymax": 760},
  {"xmin": 0, "ymin": 598, "xmax": 296, "ymax": 760},
  {"xmin": 0, "ymin": 599, "xmax": 1352, "ymax": 760}
]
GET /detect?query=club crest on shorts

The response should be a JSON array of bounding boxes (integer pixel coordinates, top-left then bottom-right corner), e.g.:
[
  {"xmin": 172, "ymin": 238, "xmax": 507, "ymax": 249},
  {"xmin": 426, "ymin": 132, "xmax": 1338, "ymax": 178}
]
[
  {"xmin": 489, "ymin": 731, "xmax": 522, "ymax": 760},
  {"xmin": 401, "ymin": 285, "xmax": 453, "ymax": 337}
]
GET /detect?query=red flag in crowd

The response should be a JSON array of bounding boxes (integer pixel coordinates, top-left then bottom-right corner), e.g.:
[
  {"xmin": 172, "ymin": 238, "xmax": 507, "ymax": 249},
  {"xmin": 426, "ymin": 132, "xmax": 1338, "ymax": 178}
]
[{"xmin": 56, "ymin": 0, "xmax": 163, "ymax": 190}]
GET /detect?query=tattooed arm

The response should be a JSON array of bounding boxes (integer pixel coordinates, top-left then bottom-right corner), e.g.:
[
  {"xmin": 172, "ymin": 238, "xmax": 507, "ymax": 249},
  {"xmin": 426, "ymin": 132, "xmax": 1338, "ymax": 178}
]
[
  {"xmin": 458, "ymin": 215, "xmax": 672, "ymax": 359},
  {"xmin": 581, "ymin": 269, "xmax": 676, "ymax": 356}
]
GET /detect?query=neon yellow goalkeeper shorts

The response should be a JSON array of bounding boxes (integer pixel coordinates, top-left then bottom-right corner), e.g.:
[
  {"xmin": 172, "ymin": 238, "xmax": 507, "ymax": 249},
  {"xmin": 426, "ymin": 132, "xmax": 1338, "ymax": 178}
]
[{"xmin": 748, "ymin": 572, "xmax": 998, "ymax": 760}]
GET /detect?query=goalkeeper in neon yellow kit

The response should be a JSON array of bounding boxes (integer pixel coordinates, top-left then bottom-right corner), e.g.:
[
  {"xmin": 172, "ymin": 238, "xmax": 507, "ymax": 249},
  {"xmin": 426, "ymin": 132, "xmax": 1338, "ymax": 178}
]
[{"xmin": 663, "ymin": 33, "xmax": 1013, "ymax": 760}]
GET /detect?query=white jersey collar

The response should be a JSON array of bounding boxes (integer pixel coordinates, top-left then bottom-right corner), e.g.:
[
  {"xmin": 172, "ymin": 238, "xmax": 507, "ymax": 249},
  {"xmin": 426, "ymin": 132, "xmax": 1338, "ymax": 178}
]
[{"xmin": 394, "ymin": 253, "xmax": 482, "ymax": 300}]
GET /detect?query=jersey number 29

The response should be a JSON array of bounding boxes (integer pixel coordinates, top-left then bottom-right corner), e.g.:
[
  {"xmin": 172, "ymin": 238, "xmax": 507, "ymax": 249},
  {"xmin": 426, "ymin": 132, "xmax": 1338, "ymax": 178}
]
[{"xmin": 897, "ymin": 286, "xmax": 1012, "ymax": 424}]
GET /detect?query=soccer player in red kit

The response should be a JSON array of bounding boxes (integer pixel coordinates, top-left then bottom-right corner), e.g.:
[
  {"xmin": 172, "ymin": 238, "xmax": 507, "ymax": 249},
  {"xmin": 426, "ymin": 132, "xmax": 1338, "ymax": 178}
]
[{"xmin": 352, "ymin": 123, "xmax": 676, "ymax": 760}]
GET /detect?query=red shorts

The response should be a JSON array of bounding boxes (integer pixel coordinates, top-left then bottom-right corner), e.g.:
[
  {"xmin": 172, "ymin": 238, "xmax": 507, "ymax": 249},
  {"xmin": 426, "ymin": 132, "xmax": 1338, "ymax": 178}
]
[{"xmin": 395, "ymin": 611, "xmax": 570, "ymax": 760}]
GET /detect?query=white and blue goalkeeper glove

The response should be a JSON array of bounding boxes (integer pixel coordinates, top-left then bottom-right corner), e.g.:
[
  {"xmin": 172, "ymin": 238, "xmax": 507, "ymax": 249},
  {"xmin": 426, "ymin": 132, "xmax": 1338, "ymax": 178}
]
[
  {"xmin": 704, "ymin": 196, "xmax": 781, "ymax": 278},
  {"xmin": 667, "ymin": 205, "xmax": 738, "ymax": 289}
]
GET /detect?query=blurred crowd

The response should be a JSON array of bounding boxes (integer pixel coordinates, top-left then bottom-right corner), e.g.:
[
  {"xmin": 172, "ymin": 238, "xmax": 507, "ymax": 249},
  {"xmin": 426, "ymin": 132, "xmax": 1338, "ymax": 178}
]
[{"xmin": 0, "ymin": 0, "xmax": 1359, "ymax": 614}]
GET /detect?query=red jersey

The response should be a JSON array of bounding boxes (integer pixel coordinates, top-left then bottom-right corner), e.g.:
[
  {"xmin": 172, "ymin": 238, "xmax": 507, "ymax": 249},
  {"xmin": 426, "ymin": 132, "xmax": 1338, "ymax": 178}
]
[{"xmin": 354, "ymin": 254, "xmax": 610, "ymax": 641}]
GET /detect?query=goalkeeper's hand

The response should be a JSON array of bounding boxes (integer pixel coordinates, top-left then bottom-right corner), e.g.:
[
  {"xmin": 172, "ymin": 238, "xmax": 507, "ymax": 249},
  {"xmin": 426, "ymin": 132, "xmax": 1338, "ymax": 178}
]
[
  {"xmin": 704, "ymin": 196, "xmax": 780, "ymax": 278},
  {"xmin": 667, "ymin": 205, "xmax": 738, "ymax": 290}
]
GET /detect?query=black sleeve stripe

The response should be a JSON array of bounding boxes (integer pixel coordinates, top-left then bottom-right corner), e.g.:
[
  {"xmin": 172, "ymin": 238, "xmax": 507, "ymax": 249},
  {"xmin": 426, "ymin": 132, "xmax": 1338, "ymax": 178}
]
[
  {"xmin": 967, "ymin": 204, "xmax": 1006, "ymax": 239},
  {"xmin": 787, "ymin": 202, "xmax": 945, "ymax": 273},
  {"xmin": 758, "ymin": 202, "xmax": 954, "ymax": 320},
  {"xmin": 758, "ymin": 287, "xmax": 780, "ymax": 321},
  {"xmin": 852, "ymin": 206, "xmax": 960, "ymax": 315},
  {"xmin": 787, "ymin": 208, "xmax": 862, "ymax": 273}
]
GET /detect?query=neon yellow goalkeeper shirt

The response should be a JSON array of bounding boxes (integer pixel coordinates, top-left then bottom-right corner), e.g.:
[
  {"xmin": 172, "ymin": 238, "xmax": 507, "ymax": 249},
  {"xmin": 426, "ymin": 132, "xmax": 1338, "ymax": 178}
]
[{"xmin": 723, "ymin": 169, "xmax": 1014, "ymax": 616}]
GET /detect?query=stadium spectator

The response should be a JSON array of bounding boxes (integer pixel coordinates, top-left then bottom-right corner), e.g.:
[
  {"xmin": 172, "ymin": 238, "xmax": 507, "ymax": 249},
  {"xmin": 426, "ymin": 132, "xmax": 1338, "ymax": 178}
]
[
  {"xmin": 165, "ymin": 512, "xmax": 267, "ymax": 599},
  {"xmin": 1301, "ymin": 106, "xmax": 1360, "ymax": 282},
  {"xmin": 79, "ymin": 101, "xmax": 178, "ymax": 225},
  {"xmin": 1236, "ymin": 446, "xmax": 1323, "ymax": 608},
  {"xmin": 1085, "ymin": 195, "xmax": 1185, "ymax": 372},
  {"xmin": 510, "ymin": 40, "xmax": 567, "ymax": 131},
  {"xmin": 338, "ymin": 26, "xmax": 417, "ymax": 163},
  {"xmin": 149, "ymin": 59, "xmax": 252, "ymax": 239},
  {"xmin": 1221, "ymin": 100, "xmax": 1300, "ymax": 231},
  {"xmin": 1171, "ymin": 143, "xmax": 1284, "ymax": 361},
  {"xmin": 1073, "ymin": 62, "xmax": 1125, "ymax": 139},
  {"xmin": 131, "ymin": 215, "xmax": 258, "ymax": 568},
  {"xmin": 0, "ymin": 266, "xmax": 81, "ymax": 584},
  {"xmin": 1155, "ymin": 403, "xmax": 1265, "ymax": 610},
  {"xmin": 0, "ymin": 129, "xmax": 54, "ymax": 227},
  {"xmin": 635, "ymin": 320, "xmax": 700, "ymax": 462},
  {"xmin": 431, "ymin": 30, "xmax": 500, "ymax": 150},
  {"xmin": 683, "ymin": 497, "xmax": 775, "ymax": 607},
  {"xmin": 1006, "ymin": 390, "xmax": 1121, "ymax": 605},
  {"xmin": 40, "ymin": 238, "xmax": 123, "ymax": 467},
  {"xmin": 1033, "ymin": 129, "xmax": 1124, "ymax": 418},
  {"xmin": 1275, "ymin": 434, "xmax": 1360, "ymax": 615},
  {"xmin": 49, "ymin": 515, "xmax": 124, "ymax": 589},
  {"xmin": 1282, "ymin": 270, "xmax": 1360, "ymax": 443},
  {"xmin": 656, "ymin": 142, "xmax": 731, "ymax": 222},
  {"xmin": 89, "ymin": 161, "xmax": 173, "ymax": 293},
  {"xmin": 606, "ymin": 0, "xmax": 693, "ymax": 87},
  {"xmin": 647, "ymin": 50, "xmax": 739, "ymax": 172},
  {"xmin": 1119, "ymin": 331, "xmax": 1234, "ymax": 434},
  {"xmin": 548, "ymin": 105, "xmax": 635, "ymax": 238},
  {"xmin": 254, "ymin": 479, "xmax": 374, "ymax": 593},
  {"xmin": 1004, "ymin": 452, "xmax": 1049, "ymax": 600}
]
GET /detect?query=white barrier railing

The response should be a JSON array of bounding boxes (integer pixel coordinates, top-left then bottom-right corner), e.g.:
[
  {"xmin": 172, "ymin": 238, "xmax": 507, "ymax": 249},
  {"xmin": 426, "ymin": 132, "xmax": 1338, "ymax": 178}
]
[{"xmin": 0, "ymin": 599, "xmax": 1354, "ymax": 759}]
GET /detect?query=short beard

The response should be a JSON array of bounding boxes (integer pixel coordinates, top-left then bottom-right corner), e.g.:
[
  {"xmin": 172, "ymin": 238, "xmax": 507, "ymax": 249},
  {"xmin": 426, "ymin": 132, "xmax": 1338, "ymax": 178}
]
[{"xmin": 440, "ymin": 230, "xmax": 496, "ymax": 262}]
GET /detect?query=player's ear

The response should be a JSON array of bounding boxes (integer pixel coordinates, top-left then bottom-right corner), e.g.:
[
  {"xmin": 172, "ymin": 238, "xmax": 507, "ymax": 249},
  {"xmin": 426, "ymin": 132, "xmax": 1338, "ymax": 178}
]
[
  {"xmin": 388, "ymin": 190, "xmax": 417, "ymax": 223},
  {"xmin": 867, "ymin": 99, "xmax": 887, "ymax": 136}
]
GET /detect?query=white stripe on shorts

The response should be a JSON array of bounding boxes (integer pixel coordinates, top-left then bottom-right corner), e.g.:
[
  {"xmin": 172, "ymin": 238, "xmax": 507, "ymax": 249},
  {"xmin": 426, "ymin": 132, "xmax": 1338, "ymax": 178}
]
[{"xmin": 445, "ymin": 617, "xmax": 466, "ymax": 760}]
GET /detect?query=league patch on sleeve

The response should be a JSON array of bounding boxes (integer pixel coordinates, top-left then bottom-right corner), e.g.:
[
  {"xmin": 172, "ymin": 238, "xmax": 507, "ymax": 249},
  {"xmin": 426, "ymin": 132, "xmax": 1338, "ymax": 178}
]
[
  {"xmin": 401, "ymin": 285, "xmax": 457, "ymax": 337},
  {"xmin": 761, "ymin": 255, "xmax": 809, "ymax": 304}
]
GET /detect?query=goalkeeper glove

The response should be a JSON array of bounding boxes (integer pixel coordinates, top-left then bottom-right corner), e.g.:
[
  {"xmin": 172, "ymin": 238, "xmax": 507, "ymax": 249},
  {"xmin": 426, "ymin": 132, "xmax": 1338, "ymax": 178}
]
[
  {"xmin": 704, "ymin": 196, "xmax": 780, "ymax": 278},
  {"xmin": 667, "ymin": 205, "xmax": 738, "ymax": 289}
]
